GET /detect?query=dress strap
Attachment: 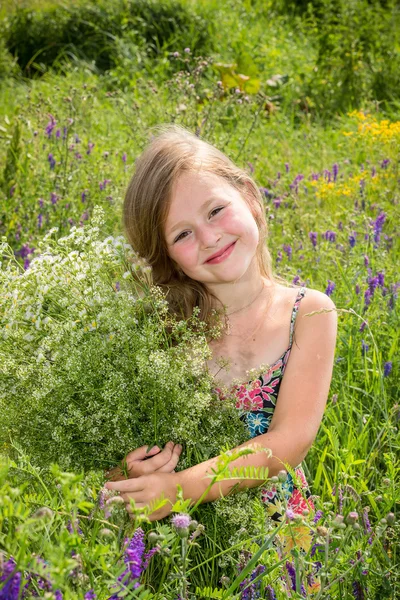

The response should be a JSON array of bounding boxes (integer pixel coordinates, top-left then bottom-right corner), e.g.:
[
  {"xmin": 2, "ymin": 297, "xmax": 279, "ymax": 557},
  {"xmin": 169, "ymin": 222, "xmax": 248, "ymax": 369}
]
[{"xmin": 289, "ymin": 286, "xmax": 307, "ymax": 347}]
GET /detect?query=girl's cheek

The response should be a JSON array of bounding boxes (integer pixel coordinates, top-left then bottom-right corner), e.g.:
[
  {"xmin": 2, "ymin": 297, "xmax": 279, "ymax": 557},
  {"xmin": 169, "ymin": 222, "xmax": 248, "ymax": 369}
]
[{"xmin": 172, "ymin": 241, "xmax": 197, "ymax": 268}]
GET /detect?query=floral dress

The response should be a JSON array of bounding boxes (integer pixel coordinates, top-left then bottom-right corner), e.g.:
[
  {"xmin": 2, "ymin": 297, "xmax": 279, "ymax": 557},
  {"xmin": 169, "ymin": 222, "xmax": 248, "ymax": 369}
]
[{"xmin": 215, "ymin": 286, "xmax": 315, "ymax": 523}]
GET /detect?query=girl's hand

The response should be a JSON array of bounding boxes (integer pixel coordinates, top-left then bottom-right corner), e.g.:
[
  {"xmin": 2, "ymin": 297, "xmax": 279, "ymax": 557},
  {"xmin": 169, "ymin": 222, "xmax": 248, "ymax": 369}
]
[
  {"xmin": 105, "ymin": 472, "xmax": 178, "ymax": 521},
  {"xmin": 105, "ymin": 442, "xmax": 182, "ymax": 482}
]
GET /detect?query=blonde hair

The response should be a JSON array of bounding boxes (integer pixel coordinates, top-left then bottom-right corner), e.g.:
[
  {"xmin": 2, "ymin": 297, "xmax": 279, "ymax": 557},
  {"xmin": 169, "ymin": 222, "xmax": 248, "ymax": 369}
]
[{"xmin": 123, "ymin": 124, "xmax": 292, "ymax": 324}]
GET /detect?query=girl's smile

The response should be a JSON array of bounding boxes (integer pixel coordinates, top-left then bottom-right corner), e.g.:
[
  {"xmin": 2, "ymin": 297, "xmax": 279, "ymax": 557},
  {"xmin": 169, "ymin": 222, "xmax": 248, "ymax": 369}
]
[{"xmin": 204, "ymin": 240, "xmax": 237, "ymax": 264}]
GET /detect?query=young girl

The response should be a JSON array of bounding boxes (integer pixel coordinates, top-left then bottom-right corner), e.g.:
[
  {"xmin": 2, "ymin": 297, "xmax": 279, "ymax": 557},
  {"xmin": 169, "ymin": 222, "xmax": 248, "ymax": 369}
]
[{"xmin": 105, "ymin": 125, "xmax": 337, "ymax": 523}]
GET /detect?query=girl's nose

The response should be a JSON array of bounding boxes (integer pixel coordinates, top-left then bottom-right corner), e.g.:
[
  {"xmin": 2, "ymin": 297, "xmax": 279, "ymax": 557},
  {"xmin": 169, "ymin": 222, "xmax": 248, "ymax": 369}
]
[{"xmin": 199, "ymin": 227, "xmax": 221, "ymax": 249}]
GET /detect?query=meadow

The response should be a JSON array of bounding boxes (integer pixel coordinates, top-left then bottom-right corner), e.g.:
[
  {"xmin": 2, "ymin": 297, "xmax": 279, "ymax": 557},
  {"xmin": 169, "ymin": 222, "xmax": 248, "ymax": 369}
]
[{"xmin": 0, "ymin": 0, "xmax": 399, "ymax": 598}]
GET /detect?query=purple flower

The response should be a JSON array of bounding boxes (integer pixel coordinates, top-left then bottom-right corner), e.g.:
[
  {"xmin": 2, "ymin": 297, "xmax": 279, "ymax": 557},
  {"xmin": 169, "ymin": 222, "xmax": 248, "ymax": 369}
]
[
  {"xmin": 377, "ymin": 271, "xmax": 384, "ymax": 287},
  {"xmin": 381, "ymin": 159, "xmax": 390, "ymax": 169},
  {"xmin": 84, "ymin": 590, "xmax": 96, "ymax": 599},
  {"xmin": 352, "ymin": 580, "xmax": 366, "ymax": 599},
  {"xmin": 45, "ymin": 114, "xmax": 57, "ymax": 138},
  {"xmin": 39, "ymin": 198, "xmax": 44, "ymax": 208},
  {"xmin": 87, "ymin": 142, "xmax": 95, "ymax": 155},
  {"xmin": 313, "ymin": 509, "xmax": 323, "ymax": 523},
  {"xmin": 332, "ymin": 485, "xmax": 343, "ymax": 513},
  {"xmin": 273, "ymin": 198, "xmax": 282, "ymax": 208},
  {"xmin": 364, "ymin": 288, "xmax": 372, "ymax": 307},
  {"xmin": 51, "ymin": 192, "xmax": 58, "ymax": 205},
  {"xmin": 286, "ymin": 561, "xmax": 306, "ymax": 596},
  {"xmin": 323, "ymin": 230, "xmax": 336, "ymax": 242},
  {"xmin": 325, "ymin": 280, "xmax": 335, "ymax": 297},
  {"xmin": 276, "ymin": 250, "xmax": 282, "ymax": 263},
  {"xmin": 240, "ymin": 564, "xmax": 265, "ymax": 600},
  {"xmin": 75, "ymin": 134, "xmax": 81, "ymax": 144},
  {"xmin": 359, "ymin": 320, "xmax": 367, "ymax": 332},
  {"xmin": 285, "ymin": 162, "xmax": 290, "ymax": 173},
  {"xmin": 290, "ymin": 173, "xmax": 304, "ymax": 193},
  {"xmin": 285, "ymin": 509, "xmax": 295, "ymax": 520},
  {"xmin": 171, "ymin": 513, "xmax": 191, "ymax": 529},
  {"xmin": 332, "ymin": 163, "xmax": 339, "ymax": 182},
  {"xmin": 283, "ymin": 244, "xmax": 292, "ymax": 260},
  {"xmin": 261, "ymin": 187, "xmax": 273, "ymax": 199},
  {"xmin": 143, "ymin": 546, "xmax": 159, "ymax": 569},
  {"xmin": 56, "ymin": 129, "xmax": 61, "ymax": 139},
  {"xmin": 15, "ymin": 243, "xmax": 35, "ymax": 259},
  {"xmin": 67, "ymin": 519, "xmax": 83, "ymax": 536},
  {"xmin": 364, "ymin": 255, "xmax": 369, "ymax": 267},
  {"xmin": 384, "ymin": 361, "xmax": 392, "ymax": 377},
  {"xmin": 355, "ymin": 284, "xmax": 361, "ymax": 295},
  {"xmin": 122, "ymin": 528, "xmax": 145, "ymax": 587},
  {"xmin": 81, "ymin": 190, "xmax": 88, "ymax": 203},
  {"xmin": 361, "ymin": 340, "xmax": 369, "ymax": 355},
  {"xmin": 349, "ymin": 234, "xmax": 356, "ymax": 248},
  {"xmin": 0, "ymin": 557, "xmax": 22, "ymax": 600},
  {"xmin": 266, "ymin": 585, "xmax": 277, "ymax": 599},
  {"xmin": 38, "ymin": 213, "xmax": 43, "ymax": 229},
  {"xmin": 309, "ymin": 232, "xmax": 318, "ymax": 248},
  {"xmin": 48, "ymin": 153, "xmax": 56, "ymax": 170},
  {"xmin": 372, "ymin": 211, "xmax": 386, "ymax": 244},
  {"xmin": 184, "ymin": 47, "xmax": 191, "ymax": 53},
  {"xmin": 55, "ymin": 591, "xmax": 63, "ymax": 600},
  {"xmin": 122, "ymin": 152, "xmax": 127, "ymax": 163},
  {"xmin": 63, "ymin": 126, "xmax": 68, "ymax": 140},
  {"xmin": 292, "ymin": 275, "xmax": 300, "ymax": 285}
]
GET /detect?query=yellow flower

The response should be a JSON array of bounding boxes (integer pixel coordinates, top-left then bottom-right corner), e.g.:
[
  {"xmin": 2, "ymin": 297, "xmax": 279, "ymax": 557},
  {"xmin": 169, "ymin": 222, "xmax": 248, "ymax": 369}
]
[{"xmin": 278, "ymin": 524, "xmax": 313, "ymax": 554}]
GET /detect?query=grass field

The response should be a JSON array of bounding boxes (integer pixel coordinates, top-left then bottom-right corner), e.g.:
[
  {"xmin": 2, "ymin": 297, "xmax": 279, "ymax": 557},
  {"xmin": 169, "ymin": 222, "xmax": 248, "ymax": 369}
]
[{"xmin": 0, "ymin": 0, "xmax": 399, "ymax": 598}]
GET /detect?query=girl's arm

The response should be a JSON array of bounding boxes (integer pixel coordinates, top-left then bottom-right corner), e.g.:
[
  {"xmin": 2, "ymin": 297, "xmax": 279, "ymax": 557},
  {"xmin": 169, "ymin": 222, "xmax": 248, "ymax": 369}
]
[{"xmin": 105, "ymin": 290, "xmax": 337, "ymax": 519}]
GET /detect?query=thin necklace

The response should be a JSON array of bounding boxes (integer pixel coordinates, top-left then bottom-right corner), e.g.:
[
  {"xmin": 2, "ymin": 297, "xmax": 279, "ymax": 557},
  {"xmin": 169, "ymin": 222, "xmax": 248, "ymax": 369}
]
[
  {"xmin": 225, "ymin": 283, "xmax": 266, "ymax": 336},
  {"xmin": 226, "ymin": 282, "xmax": 265, "ymax": 317}
]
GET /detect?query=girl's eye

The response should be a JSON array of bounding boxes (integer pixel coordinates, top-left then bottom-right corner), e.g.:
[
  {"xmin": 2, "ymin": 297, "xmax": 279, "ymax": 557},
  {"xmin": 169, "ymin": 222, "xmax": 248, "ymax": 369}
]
[
  {"xmin": 174, "ymin": 231, "xmax": 190, "ymax": 243},
  {"xmin": 209, "ymin": 206, "xmax": 224, "ymax": 218}
]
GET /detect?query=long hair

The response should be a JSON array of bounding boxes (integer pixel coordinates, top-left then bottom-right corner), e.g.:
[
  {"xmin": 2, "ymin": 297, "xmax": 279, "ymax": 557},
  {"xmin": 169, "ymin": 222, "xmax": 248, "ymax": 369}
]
[{"xmin": 123, "ymin": 124, "xmax": 292, "ymax": 325}]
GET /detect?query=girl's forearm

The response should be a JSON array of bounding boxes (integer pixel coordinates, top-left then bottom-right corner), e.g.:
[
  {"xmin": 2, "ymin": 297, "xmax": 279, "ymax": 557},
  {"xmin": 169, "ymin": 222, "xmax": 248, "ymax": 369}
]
[{"xmin": 174, "ymin": 429, "xmax": 309, "ymax": 505}]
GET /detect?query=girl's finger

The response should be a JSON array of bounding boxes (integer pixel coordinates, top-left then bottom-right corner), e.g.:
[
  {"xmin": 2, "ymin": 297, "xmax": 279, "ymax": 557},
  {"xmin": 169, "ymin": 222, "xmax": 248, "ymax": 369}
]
[
  {"xmin": 139, "ymin": 441, "xmax": 175, "ymax": 473},
  {"xmin": 155, "ymin": 444, "xmax": 182, "ymax": 473},
  {"xmin": 105, "ymin": 478, "xmax": 144, "ymax": 493}
]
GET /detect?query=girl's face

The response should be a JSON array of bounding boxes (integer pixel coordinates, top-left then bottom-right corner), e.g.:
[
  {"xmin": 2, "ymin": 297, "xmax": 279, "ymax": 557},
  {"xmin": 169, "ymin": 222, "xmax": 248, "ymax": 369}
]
[{"xmin": 164, "ymin": 171, "xmax": 260, "ymax": 286}]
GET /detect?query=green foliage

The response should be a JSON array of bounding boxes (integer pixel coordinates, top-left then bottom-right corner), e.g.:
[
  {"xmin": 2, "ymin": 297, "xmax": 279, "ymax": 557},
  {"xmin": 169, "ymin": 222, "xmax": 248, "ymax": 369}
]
[
  {"xmin": 0, "ymin": 117, "xmax": 21, "ymax": 196},
  {"xmin": 276, "ymin": 0, "xmax": 400, "ymax": 115},
  {"xmin": 0, "ymin": 36, "xmax": 19, "ymax": 80},
  {"xmin": 0, "ymin": 209, "xmax": 247, "ymax": 471},
  {"xmin": 3, "ymin": 0, "xmax": 213, "ymax": 77}
]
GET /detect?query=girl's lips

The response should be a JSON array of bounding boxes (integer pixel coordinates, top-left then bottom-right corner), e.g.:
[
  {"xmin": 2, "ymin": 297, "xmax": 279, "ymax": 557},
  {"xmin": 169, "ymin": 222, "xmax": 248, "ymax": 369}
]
[{"xmin": 205, "ymin": 241, "xmax": 236, "ymax": 264}]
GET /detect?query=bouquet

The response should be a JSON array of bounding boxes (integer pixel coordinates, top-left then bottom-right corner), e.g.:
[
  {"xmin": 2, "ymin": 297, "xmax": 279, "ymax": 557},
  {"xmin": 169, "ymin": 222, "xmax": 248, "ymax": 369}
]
[{"xmin": 0, "ymin": 207, "xmax": 248, "ymax": 472}]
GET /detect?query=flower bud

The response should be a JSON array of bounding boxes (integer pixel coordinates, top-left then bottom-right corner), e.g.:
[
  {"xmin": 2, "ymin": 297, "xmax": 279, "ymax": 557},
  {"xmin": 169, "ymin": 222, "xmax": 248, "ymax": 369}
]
[
  {"xmin": 380, "ymin": 518, "xmax": 387, "ymax": 525},
  {"xmin": 386, "ymin": 512, "xmax": 395, "ymax": 525},
  {"xmin": 32, "ymin": 507, "xmax": 54, "ymax": 519},
  {"xmin": 352, "ymin": 523, "xmax": 361, "ymax": 531},
  {"xmin": 317, "ymin": 526, "xmax": 329, "ymax": 537},
  {"xmin": 302, "ymin": 509, "xmax": 310, "ymax": 517},
  {"xmin": 278, "ymin": 470, "xmax": 287, "ymax": 482},
  {"xmin": 270, "ymin": 476, "xmax": 279, "ymax": 484},
  {"xmin": 189, "ymin": 520, "xmax": 198, "ymax": 531},
  {"xmin": 346, "ymin": 511, "xmax": 359, "ymax": 525},
  {"xmin": 382, "ymin": 478, "xmax": 391, "ymax": 487},
  {"xmin": 106, "ymin": 496, "xmax": 124, "ymax": 505},
  {"xmin": 99, "ymin": 528, "xmax": 114, "ymax": 538},
  {"xmin": 375, "ymin": 495, "xmax": 383, "ymax": 503}
]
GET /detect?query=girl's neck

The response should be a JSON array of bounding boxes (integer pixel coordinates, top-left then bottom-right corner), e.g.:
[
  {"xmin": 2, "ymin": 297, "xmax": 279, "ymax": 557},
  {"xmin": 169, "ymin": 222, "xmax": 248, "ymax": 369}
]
[{"xmin": 206, "ymin": 262, "xmax": 272, "ymax": 316}]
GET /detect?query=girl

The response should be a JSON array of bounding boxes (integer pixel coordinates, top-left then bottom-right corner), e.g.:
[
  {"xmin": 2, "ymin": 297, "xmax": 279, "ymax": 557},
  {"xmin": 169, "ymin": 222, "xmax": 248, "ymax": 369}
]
[{"xmin": 105, "ymin": 125, "xmax": 337, "ymax": 523}]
